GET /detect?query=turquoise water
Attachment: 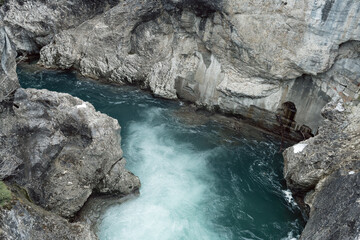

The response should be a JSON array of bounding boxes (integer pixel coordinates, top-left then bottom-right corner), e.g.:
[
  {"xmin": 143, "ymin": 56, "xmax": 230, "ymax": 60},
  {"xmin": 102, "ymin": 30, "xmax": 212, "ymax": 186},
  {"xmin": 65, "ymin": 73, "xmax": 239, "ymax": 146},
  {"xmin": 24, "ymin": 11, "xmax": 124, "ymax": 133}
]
[{"xmin": 18, "ymin": 64, "xmax": 305, "ymax": 240}]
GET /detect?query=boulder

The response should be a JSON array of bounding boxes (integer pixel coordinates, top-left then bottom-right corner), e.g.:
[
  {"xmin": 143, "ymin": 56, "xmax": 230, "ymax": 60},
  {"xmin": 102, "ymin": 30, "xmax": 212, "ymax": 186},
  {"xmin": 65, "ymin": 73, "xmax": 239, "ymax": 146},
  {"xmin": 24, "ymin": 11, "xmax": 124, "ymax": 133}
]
[{"xmin": 1, "ymin": 88, "xmax": 140, "ymax": 218}]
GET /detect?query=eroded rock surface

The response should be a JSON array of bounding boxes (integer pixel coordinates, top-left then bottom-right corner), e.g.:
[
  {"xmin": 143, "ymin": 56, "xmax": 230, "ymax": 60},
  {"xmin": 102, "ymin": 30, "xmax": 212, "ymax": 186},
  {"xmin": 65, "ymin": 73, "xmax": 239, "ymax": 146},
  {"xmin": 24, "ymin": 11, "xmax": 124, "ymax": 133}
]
[
  {"xmin": 1, "ymin": 0, "xmax": 121, "ymax": 54},
  {"xmin": 0, "ymin": 88, "xmax": 140, "ymax": 238},
  {"xmin": 0, "ymin": 22, "xmax": 140, "ymax": 239},
  {"xmin": 0, "ymin": 200, "xmax": 96, "ymax": 240},
  {"xmin": 31, "ymin": 0, "xmax": 360, "ymax": 138},
  {"xmin": 283, "ymin": 100, "xmax": 360, "ymax": 239},
  {"xmin": 0, "ymin": 25, "xmax": 19, "ymax": 102},
  {"xmin": 1, "ymin": 0, "xmax": 359, "ymax": 138},
  {"xmin": 1, "ymin": 88, "xmax": 140, "ymax": 218}
]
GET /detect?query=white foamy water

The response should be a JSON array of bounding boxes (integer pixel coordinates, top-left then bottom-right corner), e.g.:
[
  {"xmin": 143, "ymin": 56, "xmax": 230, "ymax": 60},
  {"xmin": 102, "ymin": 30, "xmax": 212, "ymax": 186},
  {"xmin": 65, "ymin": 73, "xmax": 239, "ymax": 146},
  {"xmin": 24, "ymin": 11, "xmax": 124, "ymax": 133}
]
[
  {"xmin": 281, "ymin": 230, "xmax": 300, "ymax": 240},
  {"xmin": 283, "ymin": 189, "xmax": 298, "ymax": 207},
  {"xmin": 98, "ymin": 108, "xmax": 225, "ymax": 240}
]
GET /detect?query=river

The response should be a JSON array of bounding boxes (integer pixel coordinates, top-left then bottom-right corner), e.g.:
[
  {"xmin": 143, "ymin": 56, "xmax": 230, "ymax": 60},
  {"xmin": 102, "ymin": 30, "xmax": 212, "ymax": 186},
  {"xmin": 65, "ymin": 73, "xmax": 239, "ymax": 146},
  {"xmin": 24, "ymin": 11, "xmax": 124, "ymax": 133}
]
[{"xmin": 18, "ymin": 64, "xmax": 304, "ymax": 240}]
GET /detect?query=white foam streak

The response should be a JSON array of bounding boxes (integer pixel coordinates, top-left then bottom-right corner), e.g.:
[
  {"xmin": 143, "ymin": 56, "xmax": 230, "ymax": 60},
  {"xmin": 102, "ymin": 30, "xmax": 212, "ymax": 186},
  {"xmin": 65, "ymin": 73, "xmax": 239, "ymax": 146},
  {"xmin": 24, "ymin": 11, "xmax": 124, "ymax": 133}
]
[
  {"xmin": 283, "ymin": 189, "xmax": 298, "ymax": 207},
  {"xmin": 281, "ymin": 231, "xmax": 299, "ymax": 240}
]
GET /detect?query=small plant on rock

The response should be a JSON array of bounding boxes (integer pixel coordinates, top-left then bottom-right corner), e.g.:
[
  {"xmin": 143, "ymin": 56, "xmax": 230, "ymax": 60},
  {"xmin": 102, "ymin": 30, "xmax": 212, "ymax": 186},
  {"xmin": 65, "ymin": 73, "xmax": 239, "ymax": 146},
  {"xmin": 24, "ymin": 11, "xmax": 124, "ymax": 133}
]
[{"xmin": 0, "ymin": 181, "xmax": 12, "ymax": 208}]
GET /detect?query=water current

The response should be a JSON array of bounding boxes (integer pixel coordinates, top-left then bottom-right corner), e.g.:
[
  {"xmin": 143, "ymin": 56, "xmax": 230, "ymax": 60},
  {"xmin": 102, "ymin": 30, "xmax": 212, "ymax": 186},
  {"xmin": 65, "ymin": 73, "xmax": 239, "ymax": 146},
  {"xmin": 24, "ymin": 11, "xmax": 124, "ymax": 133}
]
[{"xmin": 18, "ymin": 64, "xmax": 305, "ymax": 240}]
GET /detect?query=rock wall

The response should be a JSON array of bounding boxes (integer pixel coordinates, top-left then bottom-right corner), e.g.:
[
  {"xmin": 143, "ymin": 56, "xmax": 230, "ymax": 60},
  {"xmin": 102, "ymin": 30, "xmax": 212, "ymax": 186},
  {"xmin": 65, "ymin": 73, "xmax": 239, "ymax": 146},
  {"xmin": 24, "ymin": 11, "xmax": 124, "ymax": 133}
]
[
  {"xmin": 30, "ymin": 0, "xmax": 360, "ymax": 139},
  {"xmin": 0, "ymin": 21, "xmax": 140, "ymax": 239},
  {"xmin": 1, "ymin": 0, "xmax": 121, "ymax": 54},
  {"xmin": 283, "ymin": 99, "xmax": 360, "ymax": 239}
]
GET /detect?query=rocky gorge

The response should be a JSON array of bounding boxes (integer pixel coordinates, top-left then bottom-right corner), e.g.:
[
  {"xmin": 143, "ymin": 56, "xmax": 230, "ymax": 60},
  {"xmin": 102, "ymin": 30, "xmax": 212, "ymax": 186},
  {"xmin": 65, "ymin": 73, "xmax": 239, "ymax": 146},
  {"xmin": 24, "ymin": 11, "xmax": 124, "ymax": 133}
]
[{"xmin": 0, "ymin": 0, "xmax": 359, "ymax": 239}]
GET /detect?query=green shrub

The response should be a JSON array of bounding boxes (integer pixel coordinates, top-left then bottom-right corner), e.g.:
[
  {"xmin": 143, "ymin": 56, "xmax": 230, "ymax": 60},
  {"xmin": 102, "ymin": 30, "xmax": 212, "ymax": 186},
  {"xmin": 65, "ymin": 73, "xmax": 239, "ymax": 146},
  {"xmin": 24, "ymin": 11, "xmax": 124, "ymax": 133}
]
[{"xmin": 0, "ymin": 181, "xmax": 12, "ymax": 208}]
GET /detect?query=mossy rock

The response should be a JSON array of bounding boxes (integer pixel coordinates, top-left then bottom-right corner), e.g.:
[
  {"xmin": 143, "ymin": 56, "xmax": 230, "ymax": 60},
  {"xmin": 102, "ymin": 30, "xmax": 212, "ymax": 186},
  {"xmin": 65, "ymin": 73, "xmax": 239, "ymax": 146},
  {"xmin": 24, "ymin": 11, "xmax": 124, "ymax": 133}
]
[{"xmin": 0, "ymin": 181, "xmax": 12, "ymax": 208}]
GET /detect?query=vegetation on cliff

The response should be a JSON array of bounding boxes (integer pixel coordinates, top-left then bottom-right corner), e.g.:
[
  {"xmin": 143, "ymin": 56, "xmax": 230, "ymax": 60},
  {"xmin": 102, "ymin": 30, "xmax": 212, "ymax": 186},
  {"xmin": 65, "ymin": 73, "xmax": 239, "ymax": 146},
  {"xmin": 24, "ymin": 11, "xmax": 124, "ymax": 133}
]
[{"xmin": 0, "ymin": 181, "xmax": 12, "ymax": 208}]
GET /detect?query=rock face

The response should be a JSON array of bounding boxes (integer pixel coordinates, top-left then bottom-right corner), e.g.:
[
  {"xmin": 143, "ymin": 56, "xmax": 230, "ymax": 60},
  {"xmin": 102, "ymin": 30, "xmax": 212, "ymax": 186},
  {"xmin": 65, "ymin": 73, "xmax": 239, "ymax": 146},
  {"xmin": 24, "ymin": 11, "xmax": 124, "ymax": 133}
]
[
  {"xmin": 1, "ymin": 88, "xmax": 140, "ymax": 218},
  {"xmin": 0, "ymin": 25, "xmax": 19, "ymax": 102},
  {"xmin": 0, "ymin": 22, "xmax": 140, "ymax": 239},
  {"xmin": 1, "ymin": 0, "xmax": 359, "ymax": 139},
  {"xmin": 283, "ymin": 99, "xmax": 360, "ymax": 239},
  {"xmin": 29, "ymin": 0, "xmax": 359, "ymax": 139},
  {"xmin": 0, "ymin": 200, "xmax": 96, "ymax": 240},
  {"xmin": 1, "ymin": 0, "xmax": 121, "ymax": 54}
]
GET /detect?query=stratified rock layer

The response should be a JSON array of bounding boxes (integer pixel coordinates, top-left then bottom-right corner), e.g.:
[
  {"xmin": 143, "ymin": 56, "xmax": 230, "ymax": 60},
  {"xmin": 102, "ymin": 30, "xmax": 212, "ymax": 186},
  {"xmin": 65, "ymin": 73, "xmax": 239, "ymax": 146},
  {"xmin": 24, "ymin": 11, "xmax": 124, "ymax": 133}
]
[{"xmin": 284, "ymin": 100, "xmax": 360, "ymax": 240}]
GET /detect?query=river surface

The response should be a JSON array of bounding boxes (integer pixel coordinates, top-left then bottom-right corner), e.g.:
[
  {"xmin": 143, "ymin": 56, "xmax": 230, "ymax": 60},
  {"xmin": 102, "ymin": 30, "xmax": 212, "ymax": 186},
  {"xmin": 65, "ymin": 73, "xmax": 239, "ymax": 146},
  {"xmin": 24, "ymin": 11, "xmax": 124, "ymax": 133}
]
[{"xmin": 18, "ymin": 64, "xmax": 305, "ymax": 240}]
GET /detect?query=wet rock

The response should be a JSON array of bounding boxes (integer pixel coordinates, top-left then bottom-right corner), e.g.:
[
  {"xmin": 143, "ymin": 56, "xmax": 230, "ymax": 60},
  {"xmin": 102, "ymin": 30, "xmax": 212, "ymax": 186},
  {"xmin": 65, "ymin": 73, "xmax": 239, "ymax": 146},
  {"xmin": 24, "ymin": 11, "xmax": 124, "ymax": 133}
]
[{"xmin": 96, "ymin": 158, "xmax": 141, "ymax": 195}]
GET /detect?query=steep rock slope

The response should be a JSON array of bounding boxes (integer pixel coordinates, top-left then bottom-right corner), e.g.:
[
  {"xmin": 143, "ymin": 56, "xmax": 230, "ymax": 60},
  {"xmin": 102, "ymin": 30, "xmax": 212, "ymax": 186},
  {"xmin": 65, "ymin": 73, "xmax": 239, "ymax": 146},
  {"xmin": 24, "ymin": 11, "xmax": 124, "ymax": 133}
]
[
  {"xmin": 0, "ymin": 24, "xmax": 140, "ymax": 239},
  {"xmin": 284, "ymin": 99, "xmax": 360, "ymax": 240},
  {"xmin": 34, "ymin": 0, "xmax": 360, "ymax": 138}
]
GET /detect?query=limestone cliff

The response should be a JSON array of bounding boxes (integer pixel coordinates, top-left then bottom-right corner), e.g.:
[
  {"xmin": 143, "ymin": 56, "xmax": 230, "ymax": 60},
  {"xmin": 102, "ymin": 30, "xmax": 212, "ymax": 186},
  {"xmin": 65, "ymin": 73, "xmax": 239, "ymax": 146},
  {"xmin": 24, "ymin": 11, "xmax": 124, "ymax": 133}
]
[
  {"xmin": 1, "ymin": 0, "xmax": 121, "ymax": 54},
  {"xmin": 0, "ymin": 24, "xmax": 140, "ymax": 239},
  {"xmin": 2, "ymin": 0, "xmax": 359, "ymax": 139},
  {"xmin": 32, "ymin": 0, "xmax": 359, "ymax": 140}
]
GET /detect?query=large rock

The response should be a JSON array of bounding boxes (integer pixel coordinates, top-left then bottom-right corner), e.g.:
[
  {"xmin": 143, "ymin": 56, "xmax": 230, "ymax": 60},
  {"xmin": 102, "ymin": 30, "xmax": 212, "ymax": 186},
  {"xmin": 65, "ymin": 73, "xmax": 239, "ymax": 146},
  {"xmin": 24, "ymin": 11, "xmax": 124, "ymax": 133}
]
[
  {"xmin": 1, "ymin": 88, "xmax": 140, "ymax": 218},
  {"xmin": 35, "ymin": 0, "xmax": 360, "ymax": 138},
  {"xmin": 283, "ymin": 99, "xmax": 360, "ymax": 239}
]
